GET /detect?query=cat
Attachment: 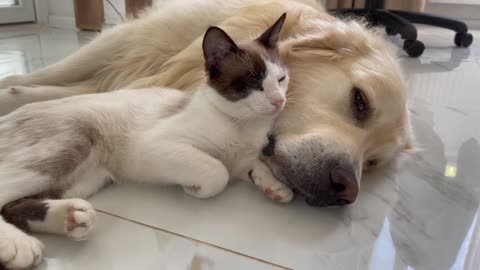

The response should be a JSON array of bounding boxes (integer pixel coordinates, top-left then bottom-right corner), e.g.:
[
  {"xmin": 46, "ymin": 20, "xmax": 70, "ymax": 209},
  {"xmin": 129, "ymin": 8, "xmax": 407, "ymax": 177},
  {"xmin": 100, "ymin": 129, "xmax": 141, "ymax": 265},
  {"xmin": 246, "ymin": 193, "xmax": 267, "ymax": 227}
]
[{"xmin": 0, "ymin": 13, "xmax": 291, "ymax": 269}]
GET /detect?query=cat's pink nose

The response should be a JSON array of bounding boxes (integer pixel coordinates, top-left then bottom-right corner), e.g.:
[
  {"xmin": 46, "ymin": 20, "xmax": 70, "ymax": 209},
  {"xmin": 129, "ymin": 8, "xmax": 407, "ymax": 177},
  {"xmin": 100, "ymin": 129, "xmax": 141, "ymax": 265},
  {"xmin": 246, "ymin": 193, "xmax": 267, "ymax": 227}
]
[{"xmin": 271, "ymin": 98, "xmax": 285, "ymax": 109}]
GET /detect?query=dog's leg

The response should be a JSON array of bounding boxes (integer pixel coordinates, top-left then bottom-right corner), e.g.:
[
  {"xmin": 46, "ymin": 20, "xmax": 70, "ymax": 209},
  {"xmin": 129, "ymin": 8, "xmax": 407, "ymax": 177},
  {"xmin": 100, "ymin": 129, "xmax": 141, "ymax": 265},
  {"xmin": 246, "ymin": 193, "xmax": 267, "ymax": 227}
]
[
  {"xmin": 0, "ymin": 166, "xmax": 51, "ymax": 269},
  {"xmin": 128, "ymin": 143, "xmax": 229, "ymax": 199},
  {"xmin": 0, "ymin": 29, "xmax": 125, "ymax": 89},
  {"xmin": 0, "ymin": 85, "xmax": 94, "ymax": 116},
  {"xmin": 246, "ymin": 160, "xmax": 294, "ymax": 203}
]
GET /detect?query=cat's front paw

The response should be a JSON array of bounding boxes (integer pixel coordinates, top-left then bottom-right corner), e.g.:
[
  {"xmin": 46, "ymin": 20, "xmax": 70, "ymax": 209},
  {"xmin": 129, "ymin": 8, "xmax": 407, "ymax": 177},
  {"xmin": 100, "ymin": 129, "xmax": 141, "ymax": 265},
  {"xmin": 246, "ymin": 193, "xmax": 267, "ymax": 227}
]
[
  {"xmin": 251, "ymin": 170, "xmax": 294, "ymax": 203},
  {"xmin": 182, "ymin": 177, "xmax": 229, "ymax": 199},
  {"xmin": 0, "ymin": 226, "xmax": 43, "ymax": 269},
  {"xmin": 261, "ymin": 181, "xmax": 294, "ymax": 203},
  {"xmin": 64, "ymin": 199, "xmax": 96, "ymax": 241}
]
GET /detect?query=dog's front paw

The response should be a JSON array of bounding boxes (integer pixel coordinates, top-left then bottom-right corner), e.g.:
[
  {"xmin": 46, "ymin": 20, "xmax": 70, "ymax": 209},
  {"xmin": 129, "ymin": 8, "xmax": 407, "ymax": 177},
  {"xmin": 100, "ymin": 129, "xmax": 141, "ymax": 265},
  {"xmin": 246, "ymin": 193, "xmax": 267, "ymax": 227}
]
[{"xmin": 0, "ymin": 227, "xmax": 43, "ymax": 269}]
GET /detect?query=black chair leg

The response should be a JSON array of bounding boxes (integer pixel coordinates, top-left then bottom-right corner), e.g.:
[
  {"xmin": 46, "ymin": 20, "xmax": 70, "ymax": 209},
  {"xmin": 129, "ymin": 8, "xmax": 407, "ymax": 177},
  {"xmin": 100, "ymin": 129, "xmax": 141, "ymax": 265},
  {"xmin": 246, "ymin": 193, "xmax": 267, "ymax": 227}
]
[
  {"xmin": 390, "ymin": 10, "xmax": 473, "ymax": 48},
  {"xmin": 334, "ymin": 9, "xmax": 425, "ymax": 57}
]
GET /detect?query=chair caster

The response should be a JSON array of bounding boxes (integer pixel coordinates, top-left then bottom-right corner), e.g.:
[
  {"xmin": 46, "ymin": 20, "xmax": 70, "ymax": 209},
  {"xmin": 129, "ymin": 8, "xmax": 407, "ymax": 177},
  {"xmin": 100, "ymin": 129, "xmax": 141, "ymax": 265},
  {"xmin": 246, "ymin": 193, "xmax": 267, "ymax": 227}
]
[
  {"xmin": 403, "ymin": 40, "xmax": 425, "ymax": 57},
  {"xmin": 454, "ymin": 32, "xmax": 473, "ymax": 48}
]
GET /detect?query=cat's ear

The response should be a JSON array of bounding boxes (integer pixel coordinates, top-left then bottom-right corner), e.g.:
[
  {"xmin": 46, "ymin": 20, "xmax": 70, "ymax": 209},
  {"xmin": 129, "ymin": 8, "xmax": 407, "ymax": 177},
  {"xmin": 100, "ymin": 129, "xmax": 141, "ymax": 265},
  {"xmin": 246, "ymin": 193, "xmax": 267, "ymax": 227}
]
[
  {"xmin": 203, "ymin": 26, "xmax": 240, "ymax": 71},
  {"xmin": 257, "ymin": 13, "xmax": 287, "ymax": 48}
]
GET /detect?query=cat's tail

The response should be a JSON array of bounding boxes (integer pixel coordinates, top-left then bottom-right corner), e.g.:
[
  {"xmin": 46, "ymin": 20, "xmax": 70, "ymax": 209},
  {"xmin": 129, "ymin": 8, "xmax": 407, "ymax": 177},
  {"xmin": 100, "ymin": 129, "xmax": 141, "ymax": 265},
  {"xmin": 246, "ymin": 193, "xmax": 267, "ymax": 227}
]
[{"xmin": 0, "ymin": 163, "xmax": 49, "ymax": 269}]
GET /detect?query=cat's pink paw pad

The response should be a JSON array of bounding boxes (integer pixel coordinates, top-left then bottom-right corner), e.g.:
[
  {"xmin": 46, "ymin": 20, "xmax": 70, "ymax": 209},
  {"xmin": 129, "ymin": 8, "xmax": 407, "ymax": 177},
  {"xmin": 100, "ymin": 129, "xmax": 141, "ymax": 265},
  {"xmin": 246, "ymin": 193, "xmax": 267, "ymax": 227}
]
[
  {"xmin": 64, "ymin": 199, "xmax": 96, "ymax": 241},
  {"xmin": 263, "ymin": 185, "xmax": 294, "ymax": 203}
]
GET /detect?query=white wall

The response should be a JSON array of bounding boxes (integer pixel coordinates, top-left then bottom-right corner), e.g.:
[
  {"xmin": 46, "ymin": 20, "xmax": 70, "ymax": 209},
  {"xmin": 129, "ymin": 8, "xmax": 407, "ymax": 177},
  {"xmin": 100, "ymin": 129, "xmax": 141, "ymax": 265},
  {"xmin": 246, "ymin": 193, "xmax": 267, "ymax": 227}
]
[
  {"xmin": 47, "ymin": 0, "xmax": 74, "ymax": 17},
  {"xmin": 425, "ymin": 2, "xmax": 480, "ymax": 29},
  {"xmin": 104, "ymin": 0, "xmax": 173, "ymax": 25},
  {"xmin": 104, "ymin": 0, "xmax": 125, "ymax": 25},
  {"xmin": 46, "ymin": 0, "xmax": 75, "ymax": 29},
  {"xmin": 429, "ymin": 0, "xmax": 480, "ymax": 4},
  {"xmin": 42, "ymin": 0, "xmax": 329, "ymax": 29}
]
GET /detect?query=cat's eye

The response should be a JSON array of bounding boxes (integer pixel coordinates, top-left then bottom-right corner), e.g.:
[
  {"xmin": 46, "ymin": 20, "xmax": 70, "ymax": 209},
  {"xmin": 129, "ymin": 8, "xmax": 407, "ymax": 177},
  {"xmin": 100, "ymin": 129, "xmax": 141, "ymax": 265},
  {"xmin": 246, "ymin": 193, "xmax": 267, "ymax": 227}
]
[
  {"xmin": 278, "ymin": 76, "xmax": 286, "ymax": 83},
  {"xmin": 352, "ymin": 87, "xmax": 370, "ymax": 121}
]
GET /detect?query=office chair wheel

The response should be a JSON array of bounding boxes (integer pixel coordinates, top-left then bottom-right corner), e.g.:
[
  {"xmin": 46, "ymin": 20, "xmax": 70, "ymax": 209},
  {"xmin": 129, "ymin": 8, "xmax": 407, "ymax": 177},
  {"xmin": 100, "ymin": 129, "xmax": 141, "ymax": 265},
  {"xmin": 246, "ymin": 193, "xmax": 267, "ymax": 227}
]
[
  {"xmin": 403, "ymin": 40, "xmax": 425, "ymax": 57},
  {"xmin": 385, "ymin": 27, "xmax": 397, "ymax": 36},
  {"xmin": 454, "ymin": 32, "xmax": 473, "ymax": 48}
]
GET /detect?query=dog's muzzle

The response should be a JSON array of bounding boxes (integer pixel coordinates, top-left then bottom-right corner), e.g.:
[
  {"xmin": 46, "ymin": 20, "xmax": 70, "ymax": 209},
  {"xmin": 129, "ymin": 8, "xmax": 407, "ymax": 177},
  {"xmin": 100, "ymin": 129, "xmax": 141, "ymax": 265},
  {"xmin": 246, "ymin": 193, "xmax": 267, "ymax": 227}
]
[{"xmin": 261, "ymin": 135, "xmax": 359, "ymax": 207}]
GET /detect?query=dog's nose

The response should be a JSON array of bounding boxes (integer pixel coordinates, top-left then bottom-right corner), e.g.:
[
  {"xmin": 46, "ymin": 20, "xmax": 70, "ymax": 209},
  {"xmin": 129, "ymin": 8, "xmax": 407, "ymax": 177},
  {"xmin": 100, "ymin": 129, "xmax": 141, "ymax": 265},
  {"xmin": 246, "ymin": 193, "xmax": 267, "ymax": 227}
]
[
  {"xmin": 304, "ymin": 162, "xmax": 359, "ymax": 207},
  {"xmin": 329, "ymin": 163, "xmax": 359, "ymax": 205},
  {"xmin": 271, "ymin": 98, "xmax": 285, "ymax": 109}
]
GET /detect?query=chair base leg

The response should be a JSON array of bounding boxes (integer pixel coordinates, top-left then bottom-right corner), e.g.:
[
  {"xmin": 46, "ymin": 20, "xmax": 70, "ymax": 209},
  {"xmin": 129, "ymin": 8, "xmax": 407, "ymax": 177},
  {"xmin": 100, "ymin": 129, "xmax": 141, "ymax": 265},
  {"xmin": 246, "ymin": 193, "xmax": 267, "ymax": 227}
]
[
  {"xmin": 334, "ymin": 9, "xmax": 425, "ymax": 57},
  {"xmin": 332, "ymin": 7, "xmax": 474, "ymax": 56},
  {"xmin": 390, "ymin": 10, "xmax": 473, "ymax": 48}
]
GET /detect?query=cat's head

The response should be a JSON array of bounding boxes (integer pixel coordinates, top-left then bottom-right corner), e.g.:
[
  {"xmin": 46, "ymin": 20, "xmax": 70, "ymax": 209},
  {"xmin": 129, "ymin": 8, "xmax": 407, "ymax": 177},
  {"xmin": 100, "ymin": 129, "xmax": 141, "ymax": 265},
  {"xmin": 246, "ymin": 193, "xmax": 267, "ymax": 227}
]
[{"xmin": 202, "ymin": 13, "xmax": 288, "ymax": 119}]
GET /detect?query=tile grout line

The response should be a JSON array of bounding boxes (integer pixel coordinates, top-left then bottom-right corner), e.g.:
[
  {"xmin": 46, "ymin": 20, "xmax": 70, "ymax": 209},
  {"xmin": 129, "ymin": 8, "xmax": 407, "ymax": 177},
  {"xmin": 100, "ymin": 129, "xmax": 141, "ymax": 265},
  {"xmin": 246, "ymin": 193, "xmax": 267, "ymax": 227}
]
[{"xmin": 96, "ymin": 209, "xmax": 293, "ymax": 270}]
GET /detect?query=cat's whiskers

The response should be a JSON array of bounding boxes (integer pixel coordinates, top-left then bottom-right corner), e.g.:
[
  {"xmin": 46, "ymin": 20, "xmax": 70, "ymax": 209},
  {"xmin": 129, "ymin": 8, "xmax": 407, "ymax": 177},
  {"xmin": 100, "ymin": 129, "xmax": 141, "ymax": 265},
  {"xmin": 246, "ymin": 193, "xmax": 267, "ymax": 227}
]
[
  {"xmin": 286, "ymin": 100, "xmax": 299, "ymax": 106},
  {"xmin": 286, "ymin": 91, "xmax": 299, "ymax": 98},
  {"xmin": 238, "ymin": 54, "xmax": 256, "ymax": 77},
  {"xmin": 233, "ymin": 113, "xmax": 253, "ymax": 128},
  {"xmin": 232, "ymin": 111, "xmax": 256, "ymax": 128},
  {"xmin": 242, "ymin": 53, "xmax": 257, "ymax": 76},
  {"xmin": 286, "ymin": 93, "xmax": 300, "ymax": 105}
]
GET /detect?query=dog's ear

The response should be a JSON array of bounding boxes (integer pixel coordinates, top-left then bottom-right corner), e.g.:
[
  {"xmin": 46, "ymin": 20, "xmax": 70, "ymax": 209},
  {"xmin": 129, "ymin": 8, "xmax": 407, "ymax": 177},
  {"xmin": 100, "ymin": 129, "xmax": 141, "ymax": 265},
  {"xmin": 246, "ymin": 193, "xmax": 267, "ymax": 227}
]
[
  {"xmin": 203, "ymin": 26, "xmax": 240, "ymax": 75},
  {"xmin": 256, "ymin": 13, "xmax": 287, "ymax": 48},
  {"xmin": 282, "ymin": 19, "xmax": 377, "ymax": 61}
]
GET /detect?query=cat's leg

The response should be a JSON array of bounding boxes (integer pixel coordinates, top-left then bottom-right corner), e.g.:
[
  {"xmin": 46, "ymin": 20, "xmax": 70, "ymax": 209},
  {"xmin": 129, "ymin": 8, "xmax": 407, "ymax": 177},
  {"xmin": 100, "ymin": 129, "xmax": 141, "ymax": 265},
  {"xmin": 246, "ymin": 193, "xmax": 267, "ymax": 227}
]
[
  {"xmin": 61, "ymin": 166, "xmax": 113, "ymax": 199},
  {"xmin": 246, "ymin": 160, "xmax": 294, "ymax": 203},
  {"xmin": 1, "ymin": 166, "xmax": 111, "ymax": 245},
  {"xmin": 2, "ymin": 197, "xmax": 96, "ymax": 242},
  {"xmin": 0, "ymin": 216, "xmax": 44, "ymax": 269},
  {"xmin": 34, "ymin": 165, "xmax": 113, "ymax": 239},
  {"xmin": 129, "ymin": 143, "xmax": 229, "ymax": 199},
  {"xmin": 0, "ymin": 166, "xmax": 51, "ymax": 269},
  {"xmin": 0, "ymin": 85, "xmax": 94, "ymax": 116},
  {"xmin": 167, "ymin": 145, "xmax": 230, "ymax": 199}
]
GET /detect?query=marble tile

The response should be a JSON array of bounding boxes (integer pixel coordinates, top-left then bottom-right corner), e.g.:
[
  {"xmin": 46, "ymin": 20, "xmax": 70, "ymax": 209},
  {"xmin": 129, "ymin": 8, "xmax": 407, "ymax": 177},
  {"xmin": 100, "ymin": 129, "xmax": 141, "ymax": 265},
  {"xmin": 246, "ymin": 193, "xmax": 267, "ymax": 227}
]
[
  {"xmin": 0, "ymin": 25, "xmax": 95, "ymax": 77},
  {"xmin": 33, "ymin": 212, "xmax": 282, "ymax": 270},
  {"xmin": 391, "ymin": 27, "xmax": 480, "ymax": 62},
  {"xmin": 89, "ymin": 159, "xmax": 480, "ymax": 270}
]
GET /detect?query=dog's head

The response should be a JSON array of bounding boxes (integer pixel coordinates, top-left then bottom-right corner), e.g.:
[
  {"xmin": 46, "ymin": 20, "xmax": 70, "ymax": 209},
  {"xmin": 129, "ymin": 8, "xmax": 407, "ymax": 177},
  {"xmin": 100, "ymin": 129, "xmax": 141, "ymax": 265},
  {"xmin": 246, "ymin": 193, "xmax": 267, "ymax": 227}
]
[{"xmin": 262, "ymin": 18, "xmax": 413, "ymax": 207}]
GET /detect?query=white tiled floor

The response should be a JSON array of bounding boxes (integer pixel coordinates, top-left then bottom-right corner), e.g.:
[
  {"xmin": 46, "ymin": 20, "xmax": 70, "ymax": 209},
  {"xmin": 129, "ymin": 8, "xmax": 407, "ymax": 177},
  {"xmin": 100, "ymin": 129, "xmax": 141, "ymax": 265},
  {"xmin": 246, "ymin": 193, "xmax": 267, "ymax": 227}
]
[{"xmin": 1, "ymin": 24, "xmax": 480, "ymax": 270}]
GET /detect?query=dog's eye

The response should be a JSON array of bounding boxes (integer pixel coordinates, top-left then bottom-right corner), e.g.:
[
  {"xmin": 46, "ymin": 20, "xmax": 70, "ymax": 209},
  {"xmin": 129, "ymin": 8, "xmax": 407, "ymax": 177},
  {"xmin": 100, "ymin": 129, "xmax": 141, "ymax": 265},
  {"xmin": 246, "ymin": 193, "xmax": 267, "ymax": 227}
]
[
  {"xmin": 352, "ymin": 87, "xmax": 370, "ymax": 121},
  {"xmin": 278, "ymin": 76, "xmax": 286, "ymax": 83},
  {"xmin": 366, "ymin": 159, "xmax": 377, "ymax": 168}
]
